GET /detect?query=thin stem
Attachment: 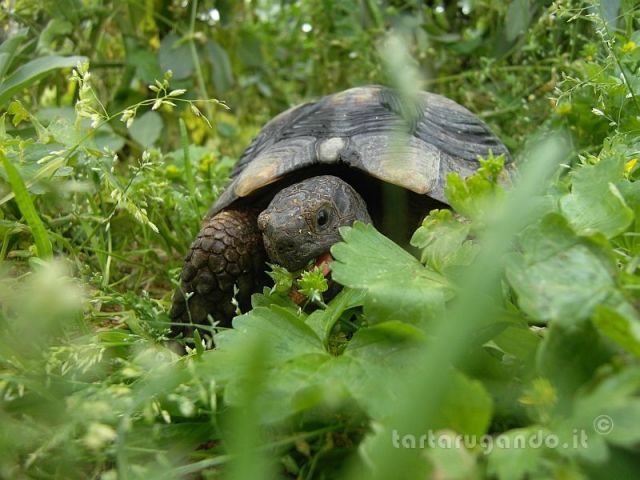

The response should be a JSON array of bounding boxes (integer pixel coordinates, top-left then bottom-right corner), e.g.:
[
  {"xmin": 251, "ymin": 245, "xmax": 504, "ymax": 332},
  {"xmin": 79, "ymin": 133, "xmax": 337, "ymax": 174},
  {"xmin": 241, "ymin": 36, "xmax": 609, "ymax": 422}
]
[{"xmin": 188, "ymin": 0, "xmax": 214, "ymax": 120}]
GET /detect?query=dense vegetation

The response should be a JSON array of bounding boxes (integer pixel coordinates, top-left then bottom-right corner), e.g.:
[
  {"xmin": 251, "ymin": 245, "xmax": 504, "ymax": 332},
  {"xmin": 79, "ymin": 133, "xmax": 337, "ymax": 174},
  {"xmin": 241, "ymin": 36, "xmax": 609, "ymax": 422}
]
[{"xmin": 1, "ymin": 0, "xmax": 640, "ymax": 478}]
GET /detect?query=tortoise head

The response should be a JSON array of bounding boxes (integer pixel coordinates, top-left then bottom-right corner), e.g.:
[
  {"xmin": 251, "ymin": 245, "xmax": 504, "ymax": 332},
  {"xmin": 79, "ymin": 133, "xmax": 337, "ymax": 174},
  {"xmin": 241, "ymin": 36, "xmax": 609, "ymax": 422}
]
[{"xmin": 257, "ymin": 175, "xmax": 371, "ymax": 271}]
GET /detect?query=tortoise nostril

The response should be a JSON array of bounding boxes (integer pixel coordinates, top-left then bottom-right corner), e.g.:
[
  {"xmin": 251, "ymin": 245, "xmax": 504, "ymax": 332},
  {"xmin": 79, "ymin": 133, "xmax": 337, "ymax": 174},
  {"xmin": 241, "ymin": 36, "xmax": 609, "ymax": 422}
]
[{"xmin": 278, "ymin": 239, "xmax": 296, "ymax": 252}]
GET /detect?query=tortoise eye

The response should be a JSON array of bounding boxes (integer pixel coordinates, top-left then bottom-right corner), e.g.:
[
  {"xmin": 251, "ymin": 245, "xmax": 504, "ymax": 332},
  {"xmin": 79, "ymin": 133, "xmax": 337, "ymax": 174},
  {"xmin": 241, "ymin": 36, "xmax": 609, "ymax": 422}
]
[{"xmin": 316, "ymin": 208, "xmax": 329, "ymax": 228}]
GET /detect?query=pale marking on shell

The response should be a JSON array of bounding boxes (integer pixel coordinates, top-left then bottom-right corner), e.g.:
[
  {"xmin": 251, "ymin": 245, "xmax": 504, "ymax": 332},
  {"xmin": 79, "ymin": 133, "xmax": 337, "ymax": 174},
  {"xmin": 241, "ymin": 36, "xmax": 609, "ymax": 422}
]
[
  {"xmin": 233, "ymin": 137, "xmax": 315, "ymax": 196},
  {"xmin": 350, "ymin": 133, "xmax": 441, "ymax": 195},
  {"xmin": 316, "ymin": 137, "xmax": 346, "ymax": 163},
  {"xmin": 328, "ymin": 87, "xmax": 377, "ymax": 105}
]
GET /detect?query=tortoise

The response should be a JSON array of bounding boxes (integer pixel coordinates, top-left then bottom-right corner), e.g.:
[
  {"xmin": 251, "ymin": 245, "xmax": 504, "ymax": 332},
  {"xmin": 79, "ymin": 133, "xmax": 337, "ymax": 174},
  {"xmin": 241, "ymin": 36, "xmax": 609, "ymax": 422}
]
[{"xmin": 170, "ymin": 85, "xmax": 510, "ymax": 332}]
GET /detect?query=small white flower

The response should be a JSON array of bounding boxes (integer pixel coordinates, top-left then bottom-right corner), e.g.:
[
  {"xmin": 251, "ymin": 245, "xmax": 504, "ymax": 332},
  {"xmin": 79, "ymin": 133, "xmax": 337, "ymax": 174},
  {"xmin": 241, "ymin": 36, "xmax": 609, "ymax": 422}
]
[
  {"xmin": 84, "ymin": 423, "xmax": 117, "ymax": 450},
  {"xmin": 591, "ymin": 107, "xmax": 605, "ymax": 116}
]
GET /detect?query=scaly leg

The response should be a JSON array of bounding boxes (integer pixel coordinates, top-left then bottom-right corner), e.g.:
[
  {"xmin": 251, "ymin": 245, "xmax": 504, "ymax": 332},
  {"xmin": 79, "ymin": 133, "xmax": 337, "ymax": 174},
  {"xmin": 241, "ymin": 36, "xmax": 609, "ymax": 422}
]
[{"xmin": 170, "ymin": 208, "xmax": 266, "ymax": 335}]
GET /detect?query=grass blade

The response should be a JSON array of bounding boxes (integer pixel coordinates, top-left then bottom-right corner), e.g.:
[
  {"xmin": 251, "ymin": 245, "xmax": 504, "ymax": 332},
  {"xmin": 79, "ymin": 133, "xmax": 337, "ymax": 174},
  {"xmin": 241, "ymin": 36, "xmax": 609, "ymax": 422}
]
[
  {"xmin": 0, "ymin": 55, "xmax": 86, "ymax": 107},
  {"xmin": 179, "ymin": 118, "xmax": 201, "ymax": 217},
  {"xmin": 0, "ymin": 28, "xmax": 29, "ymax": 80},
  {"xmin": 0, "ymin": 152, "xmax": 53, "ymax": 258}
]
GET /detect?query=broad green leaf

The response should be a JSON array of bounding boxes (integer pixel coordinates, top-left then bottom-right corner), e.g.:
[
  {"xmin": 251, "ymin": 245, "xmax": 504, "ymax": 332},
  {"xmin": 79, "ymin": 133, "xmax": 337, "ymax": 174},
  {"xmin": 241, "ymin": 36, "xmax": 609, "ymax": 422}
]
[
  {"xmin": 592, "ymin": 303, "xmax": 640, "ymax": 357},
  {"xmin": 206, "ymin": 40, "xmax": 234, "ymax": 93},
  {"xmin": 492, "ymin": 324, "xmax": 541, "ymax": 363},
  {"xmin": 236, "ymin": 28, "xmax": 265, "ymax": 68},
  {"xmin": 0, "ymin": 55, "xmax": 86, "ymax": 107},
  {"xmin": 127, "ymin": 49, "xmax": 162, "ymax": 84},
  {"xmin": 410, "ymin": 209, "xmax": 478, "ymax": 273},
  {"xmin": 323, "ymin": 321, "xmax": 491, "ymax": 436},
  {"xmin": 444, "ymin": 154, "xmax": 506, "ymax": 219},
  {"xmin": 305, "ymin": 287, "xmax": 364, "ymax": 343},
  {"xmin": 537, "ymin": 322, "xmax": 613, "ymax": 399},
  {"xmin": 0, "ymin": 153, "xmax": 52, "ymax": 258},
  {"xmin": 486, "ymin": 427, "xmax": 551, "ymax": 480},
  {"xmin": 560, "ymin": 156, "xmax": 633, "ymax": 238},
  {"xmin": 436, "ymin": 371, "xmax": 494, "ymax": 438},
  {"xmin": 158, "ymin": 33, "xmax": 194, "ymax": 80},
  {"xmin": 331, "ymin": 222, "xmax": 450, "ymax": 325},
  {"xmin": 343, "ymin": 320, "xmax": 426, "ymax": 358},
  {"xmin": 507, "ymin": 244, "xmax": 614, "ymax": 325},
  {"xmin": 224, "ymin": 353, "xmax": 331, "ymax": 423},
  {"xmin": 216, "ymin": 305, "xmax": 324, "ymax": 364},
  {"xmin": 310, "ymin": 321, "xmax": 427, "ymax": 420},
  {"xmin": 552, "ymin": 366, "xmax": 640, "ymax": 463},
  {"xmin": 0, "ymin": 28, "xmax": 28, "ymax": 80},
  {"xmin": 7, "ymin": 101, "xmax": 30, "ymax": 126},
  {"xmin": 515, "ymin": 213, "xmax": 579, "ymax": 262},
  {"xmin": 506, "ymin": 0, "xmax": 531, "ymax": 42},
  {"xmin": 129, "ymin": 111, "xmax": 163, "ymax": 148},
  {"xmin": 599, "ymin": 0, "xmax": 621, "ymax": 32},
  {"xmin": 37, "ymin": 19, "xmax": 73, "ymax": 53},
  {"xmin": 507, "ymin": 215, "xmax": 616, "ymax": 325}
]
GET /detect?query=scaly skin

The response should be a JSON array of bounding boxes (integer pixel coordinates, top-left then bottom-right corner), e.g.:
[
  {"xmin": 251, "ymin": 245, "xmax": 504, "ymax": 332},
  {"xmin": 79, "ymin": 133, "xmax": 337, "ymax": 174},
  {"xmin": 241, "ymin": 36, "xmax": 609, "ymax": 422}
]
[{"xmin": 170, "ymin": 208, "xmax": 266, "ymax": 335}]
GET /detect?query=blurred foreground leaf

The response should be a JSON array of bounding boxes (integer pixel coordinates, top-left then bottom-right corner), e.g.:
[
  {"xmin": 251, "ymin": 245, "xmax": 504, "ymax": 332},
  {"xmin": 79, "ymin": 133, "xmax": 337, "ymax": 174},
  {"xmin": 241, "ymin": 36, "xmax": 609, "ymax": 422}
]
[{"xmin": 0, "ymin": 55, "xmax": 86, "ymax": 107}]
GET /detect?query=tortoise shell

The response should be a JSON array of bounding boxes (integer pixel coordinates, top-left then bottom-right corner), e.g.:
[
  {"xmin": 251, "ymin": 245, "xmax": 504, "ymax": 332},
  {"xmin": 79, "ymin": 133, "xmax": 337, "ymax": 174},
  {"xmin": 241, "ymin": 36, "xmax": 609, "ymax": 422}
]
[{"xmin": 210, "ymin": 85, "xmax": 510, "ymax": 216}]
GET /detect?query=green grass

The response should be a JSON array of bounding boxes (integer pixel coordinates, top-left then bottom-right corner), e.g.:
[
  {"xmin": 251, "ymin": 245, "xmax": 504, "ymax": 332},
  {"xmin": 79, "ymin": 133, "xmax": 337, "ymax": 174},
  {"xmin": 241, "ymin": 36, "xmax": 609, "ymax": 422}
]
[{"xmin": 1, "ymin": 1, "xmax": 640, "ymax": 478}]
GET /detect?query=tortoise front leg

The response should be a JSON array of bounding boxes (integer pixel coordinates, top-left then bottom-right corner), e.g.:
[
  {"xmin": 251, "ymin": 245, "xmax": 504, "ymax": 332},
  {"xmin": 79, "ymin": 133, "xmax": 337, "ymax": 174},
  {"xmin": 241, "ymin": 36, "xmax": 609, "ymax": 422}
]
[{"xmin": 170, "ymin": 208, "xmax": 267, "ymax": 335}]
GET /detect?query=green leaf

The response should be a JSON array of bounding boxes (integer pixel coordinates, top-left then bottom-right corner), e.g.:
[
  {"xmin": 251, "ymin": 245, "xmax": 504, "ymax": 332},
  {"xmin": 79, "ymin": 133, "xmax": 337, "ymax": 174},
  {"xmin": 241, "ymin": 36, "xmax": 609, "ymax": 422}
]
[
  {"xmin": 206, "ymin": 40, "xmax": 234, "ymax": 93},
  {"xmin": 506, "ymin": 215, "xmax": 615, "ymax": 325},
  {"xmin": 225, "ymin": 352, "xmax": 331, "ymax": 423},
  {"xmin": 516, "ymin": 213, "xmax": 578, "ymax": 262},
  {"xmin": 560, "ymin": 156, "xmax": 634, "ymax": 238},
  {"xmin": 311, "ymin": 321, "xmax": 427, "ymax": 419},
  {"xmin": 592, "ymin": 304, "xmax": 640, "ymax": 357},
  {"xmin": 537, "ymin": 322, "xmax": 613, "ymax": 399},
  {"xmin": 0, "ymin": 28, "xmax": 28, "ymax": 80},
  {"xmin": 265, "ymin": 263, "xmax": 293, "ymax": 295},
  {"xmin": 305, "ymin": 288, "xmax": 365, "ymax": 344},
  {"xmin": 492, "ymin": 324, "xmax": 541, "ymax": 363},
  {"xmin": 436, "ymin": 371, "xmax": 494, "ymax": 437},
  {"xmin": 508, "ymin": 244, "xmax": 614, "ymax": 325},
  {"xmin": 486, "ymin": 427, "xmax": 551, "ymax": 480},
  {"xmin": 0, "ymin": 55, "xmax": 86, "ymax": 107},
  {"xmin": 216, "ymin": 305, "xmax": 324, "ymax": 364},
  {"xmin": 331, "ymin": 222, "xmax": 450, "ymax": 324},
  {"xmin": 37, "ymin": 19, "xmax": 73, "ymax": 53},
  {"xmin": 410, "ymin": 209, "xmax": 477, "ymax": 273},
  {"xmin": 158, "ymin": 33, "xmax": 194, "ymax": 80},
  {"xmin": 551, "ymin": 366, "xmax": 640, "ymax": 464},
  {"xmin": 0, "ymin": 152, "xmax": 52, "ymax": 258},
  {"xmin": 127, "ymin": 49, "xmax": 162, "ymax": 84},
  {"xmin": 599, "ymin": 0, "xmax": 621, "ymax": 32},
  {"xmin": 505, "ymin": 0, "xmax": 531, "ymax": 42},
  {"xmin": 7, "ymin": 101, "xmax": 30, "ymax": 126},
  {"xmin": 129, "ymin": 111, "xmax": 163, "ymax": 148},
  {"xmin": 444, "ymin": 153, "xmax": 507, "ymax": 219},
  {"xmin": 343, "ymin": 320, "xmax": 426, "ymax": 359}
]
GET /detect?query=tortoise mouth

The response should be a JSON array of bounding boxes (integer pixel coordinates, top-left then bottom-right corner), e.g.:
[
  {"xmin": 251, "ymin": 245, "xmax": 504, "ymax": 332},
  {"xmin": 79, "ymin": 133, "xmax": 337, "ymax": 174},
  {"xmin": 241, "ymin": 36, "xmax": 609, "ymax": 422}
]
[
  {"xmin": 307, "ymin": 252, "xmax": 333, "ymax": 277},
  {"xmin": 289, "ymin": 252, "xmax": 337, "ymax": 305}
]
